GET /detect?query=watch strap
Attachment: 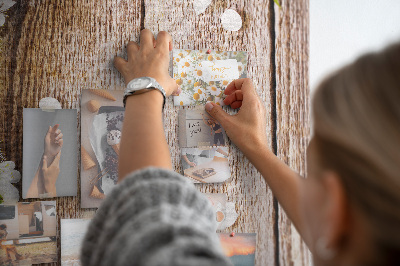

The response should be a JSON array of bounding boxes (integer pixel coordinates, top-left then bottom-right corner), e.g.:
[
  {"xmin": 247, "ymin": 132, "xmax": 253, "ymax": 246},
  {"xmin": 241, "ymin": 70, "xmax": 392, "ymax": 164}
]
[{"xmin": 123, "ymin": 77, "xmax": 166, "ymax": 109}]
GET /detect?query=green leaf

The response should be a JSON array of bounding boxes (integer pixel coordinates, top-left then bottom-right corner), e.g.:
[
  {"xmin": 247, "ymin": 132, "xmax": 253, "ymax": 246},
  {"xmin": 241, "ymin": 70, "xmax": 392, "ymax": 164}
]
[
  {"xmin": 274, "ymin": 0, "xmax": 281, "ymax": 8},
  {"xmin": 0, "ymin": 194, "xmax": 3, "ymax": 204}
]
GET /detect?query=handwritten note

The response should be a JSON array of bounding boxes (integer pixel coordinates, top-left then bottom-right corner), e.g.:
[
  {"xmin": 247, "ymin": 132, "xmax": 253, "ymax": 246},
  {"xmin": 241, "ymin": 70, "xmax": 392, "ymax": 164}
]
[
  {"xmin": 188, "ymin": 121, "xmax": 202, "ymax": 138},
  {"xmin": 198, "ymin": 59, "xmax": 240, "ymax": 82}
]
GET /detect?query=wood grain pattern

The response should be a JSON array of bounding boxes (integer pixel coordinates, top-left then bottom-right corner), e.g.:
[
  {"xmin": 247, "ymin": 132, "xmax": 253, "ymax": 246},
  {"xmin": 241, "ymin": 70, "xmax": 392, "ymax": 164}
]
[
  {"xmin": 0, "ymin": 0, "xmax": 142, "ymax": 265},
  {"xmin": 145, "ymin": 0, "xmax": 276, "ymax": 264},
  {"xmin": 275, "ymin": 0, "xmax": 312, "ymax": 265},
  {"xmin": 0, "ymin": 0, "xmax": 311, "ymax": 265}
]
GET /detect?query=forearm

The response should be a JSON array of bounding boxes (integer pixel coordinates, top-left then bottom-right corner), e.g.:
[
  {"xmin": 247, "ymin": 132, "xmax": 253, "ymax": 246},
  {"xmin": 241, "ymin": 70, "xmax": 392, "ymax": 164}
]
[
  {"xmin": 118, "ymin": 90, "xmax": 172, "ymax": 181},
  {"xmin": 26, "ymin": 169, "xmax": 40, "ymax": 198},
  {"xmin": 244, "ymin": 143, "xmax": 306, "ymax": 240},
  {"xmin": 182, "ymin": 155, "xmax": 191, "ymax": 164}
]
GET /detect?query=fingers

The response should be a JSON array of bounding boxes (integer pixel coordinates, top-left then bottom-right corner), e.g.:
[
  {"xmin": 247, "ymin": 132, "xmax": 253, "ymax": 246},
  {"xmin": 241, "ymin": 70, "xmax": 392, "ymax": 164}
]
[
  {"xmin": 171, "ymin": 85, "xmax": 182, "ymax": 96},
  {"xmin": 55, "ymin": 133, "xmax": 63, "ymax": 142},
  {"xmin": 205, "ymin": 102, "xmax": 231, "ymax": 128},
  {"xmin": 139, "ymin": 29, "xmax": 155, "ymax": 51},
  {"xmin": 114, "ymin": 56, "xmax": 127, "ymax": 73},
  {"xmin": 42, "ymin": 156, "xmax": 48, "ymax": 171},
  {"xmin": 223, "ymin": 90, "xmax": 243, "ymax": 108},
  {"xmin": 45, "ymin": 126, "xmax": 52, "ymax": 138},
  {"xmin": 155, "ymin": 31, "xmax": 172, "ymax": 53},
  {"xmin": 224, "ymin": 78, "xmax": 256, "ymax": 97},
  {"xmin": 58, "ymin": 139, "xmax": 64, "ymax": 148},
  {"xmin": 52, "ymin": 124, "xmax": 60, "ymax": 133},
  {"xmin": 126, "ymin": 41, "xmax": 139, "ymax": 58}
]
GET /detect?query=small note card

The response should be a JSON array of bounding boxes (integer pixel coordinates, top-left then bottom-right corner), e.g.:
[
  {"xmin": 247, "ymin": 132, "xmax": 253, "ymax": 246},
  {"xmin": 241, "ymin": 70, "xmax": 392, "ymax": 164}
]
[{"xmin": 173, "ymin": 49, "xmax": 247, "ymax": 106}]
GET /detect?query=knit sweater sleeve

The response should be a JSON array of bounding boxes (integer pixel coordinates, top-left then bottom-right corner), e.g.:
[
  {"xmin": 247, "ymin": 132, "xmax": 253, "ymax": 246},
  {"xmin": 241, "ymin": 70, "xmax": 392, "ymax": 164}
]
[{"xmin": 81, "ymin": 167, "xmax": 232, "ymax": 266}]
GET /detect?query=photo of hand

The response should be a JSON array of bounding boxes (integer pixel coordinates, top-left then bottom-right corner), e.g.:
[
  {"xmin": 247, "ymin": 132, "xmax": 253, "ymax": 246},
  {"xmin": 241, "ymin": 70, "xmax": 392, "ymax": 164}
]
[{"xmin": 26, "ymin": 124, "xmax": 63, "ymax": 198}]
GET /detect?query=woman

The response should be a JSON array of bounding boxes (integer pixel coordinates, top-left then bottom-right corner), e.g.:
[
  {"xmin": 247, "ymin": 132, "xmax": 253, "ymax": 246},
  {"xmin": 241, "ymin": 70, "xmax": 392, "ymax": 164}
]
[
  {"xmin": 0, "ymin": 224, "xmax": 22, "ymax": 263},
  {"xmin": 201, "ymin": 114, "xmax": 225, "ymax": 146},
  {"xmin": 81, "ymin": 30, "xmax": 400, "ymax": 265}
]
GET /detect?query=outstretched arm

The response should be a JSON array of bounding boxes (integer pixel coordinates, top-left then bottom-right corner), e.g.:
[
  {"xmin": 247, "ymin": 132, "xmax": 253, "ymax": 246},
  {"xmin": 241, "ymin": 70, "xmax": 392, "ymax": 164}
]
[
  {"xmin": 204, "ymin": 78, "xmax": 308, "ymax": 245},
  {"xmin": 115, "ymin": 30, "xmax": 179, "ymax": 181},
  {"xmin": 182, "ymin": 154, "xmax": 196, "ymax": 167}
]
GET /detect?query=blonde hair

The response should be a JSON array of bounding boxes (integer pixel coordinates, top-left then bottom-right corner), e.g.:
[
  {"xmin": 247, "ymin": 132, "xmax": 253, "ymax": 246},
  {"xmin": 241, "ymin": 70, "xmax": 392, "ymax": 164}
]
[{"xmin": 312, "ymin": 43, "xmax": 400, "ymax": 264}]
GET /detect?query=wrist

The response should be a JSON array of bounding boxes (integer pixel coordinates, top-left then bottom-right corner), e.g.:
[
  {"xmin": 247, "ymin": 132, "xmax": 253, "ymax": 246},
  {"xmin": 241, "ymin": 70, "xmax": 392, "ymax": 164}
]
[
  {"xmin": 125, "ymin": 90, "xmax": 164, "ymax": 110},
  {"xmin": 44, "ymin": 181, "xmax": 56, "ymax": 195}
]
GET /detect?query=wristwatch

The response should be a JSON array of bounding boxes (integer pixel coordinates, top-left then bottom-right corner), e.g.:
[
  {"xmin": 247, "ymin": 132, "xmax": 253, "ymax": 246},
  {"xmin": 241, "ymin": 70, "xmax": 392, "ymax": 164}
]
[{"xmin": 123, "ymin": 77, "xmax": 166, "ymax": 109}]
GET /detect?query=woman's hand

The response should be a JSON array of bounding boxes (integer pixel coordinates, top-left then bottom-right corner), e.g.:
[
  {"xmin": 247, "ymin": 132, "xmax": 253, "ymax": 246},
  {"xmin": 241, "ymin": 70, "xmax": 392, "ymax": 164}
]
[
  {"xmin": 114, "ymin": 29, "xmax": 180, "ymax": 97},
  {"xmin": 44, "ymin": 124, "xmax": 63, "ymax": 160},
  {"xmin": 42, "ymin": 152, "xmax": 61, "ymax": 197},
  {"xmin": 205, "ymin": 78, "xmax": 268, "ymax": 156}
]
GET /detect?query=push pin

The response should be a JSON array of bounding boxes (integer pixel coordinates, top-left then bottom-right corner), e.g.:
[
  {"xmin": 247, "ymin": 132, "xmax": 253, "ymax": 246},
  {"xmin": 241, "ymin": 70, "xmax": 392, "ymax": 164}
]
[
  {"xmin": 230, "ymin": 232, "xmax": 235, "ymax": 237},
  {"xmin": 206, "ymin": 49, "xmax": 212, "ymax": 54}
]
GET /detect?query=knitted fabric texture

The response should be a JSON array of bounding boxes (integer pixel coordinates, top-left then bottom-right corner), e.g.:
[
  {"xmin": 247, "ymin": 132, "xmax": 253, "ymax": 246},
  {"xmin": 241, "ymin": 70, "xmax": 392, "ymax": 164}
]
[{"xmin": 81, "ymin": 167, "xmax": 232, "ymax": 266}]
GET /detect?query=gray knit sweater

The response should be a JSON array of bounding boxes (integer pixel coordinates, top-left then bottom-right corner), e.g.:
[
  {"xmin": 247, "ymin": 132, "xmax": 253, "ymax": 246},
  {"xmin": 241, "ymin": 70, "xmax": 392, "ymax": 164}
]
[{"xmin": 81, "ymin": 167, "xmax": 232, "ymax": 266}]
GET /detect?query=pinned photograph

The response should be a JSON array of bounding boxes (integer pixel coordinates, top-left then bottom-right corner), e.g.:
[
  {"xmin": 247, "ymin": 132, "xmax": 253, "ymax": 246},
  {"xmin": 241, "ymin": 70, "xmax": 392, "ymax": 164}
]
[
  {"xmin": 173, "ymin": 49, "xmax": 247, "ymax": 106},
  {"xmin": 23, "ymin": 109, "xmax": 78, "ymax": 198},
  {"xmin": 181, "ymin": 147, "xmax": 229, "ymax": 183},
  {"xmin": 219, "ymin": 233, "xmax": 256, "ymax": 266},
  {"xmin": 205, "ymin": 193, "xmax": 238, "ymax": 230},
  {"xmin": 179, "ymin": 109, "xmax": 227, "ymax": 148},
  {"xmin": 61, "ymin": 219, "xmax": 92, "ymax": 265},
  {"xmin": 80, "ymin": 89, "xmax": 124, "ymax": 208},
  {"xmin": 0, "ymin": 201, "xmax": 57, "ymax": 265}
]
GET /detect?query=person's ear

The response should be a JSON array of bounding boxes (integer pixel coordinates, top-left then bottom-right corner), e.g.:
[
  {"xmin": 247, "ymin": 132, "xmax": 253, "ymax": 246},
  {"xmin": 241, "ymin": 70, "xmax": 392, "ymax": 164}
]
[{"xmin": 317, "ymin": 171, "xmax": 350, "ymax": 260}]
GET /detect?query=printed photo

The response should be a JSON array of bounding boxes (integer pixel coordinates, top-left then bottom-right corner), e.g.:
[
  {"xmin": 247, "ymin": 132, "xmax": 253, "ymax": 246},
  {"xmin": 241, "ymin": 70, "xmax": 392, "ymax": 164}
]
[
  {"xmin": 205, "ymin": 193, "xmax": 238, "ymax": 230},
  {"xmin": 181, "ymin": 147, "xmax": 230, "ymax": 183},
  {"xmin": 173, "ymin": 49, "xmax": 247, "ymax": 106},
  {"xmin": 80, "ymin": 89, "xmax": 125, "ymax": 208},
  {"xmin": 61, "ymin": 219, "xmax": 92, "ymax": 266},
  {"xmin": 219, "ymin": 233, "xmax": 256, "ymax": 266},
  {"xmin": 179, "ymin": 109, "xmax": 227, "ymax": 148},
  {"xmin": 23, "ymin": 109, "xmax": 78, "ymax": 198},
  {"xmin": 0, "ymin": 201, "xmax": 57, "ymax": 265}
]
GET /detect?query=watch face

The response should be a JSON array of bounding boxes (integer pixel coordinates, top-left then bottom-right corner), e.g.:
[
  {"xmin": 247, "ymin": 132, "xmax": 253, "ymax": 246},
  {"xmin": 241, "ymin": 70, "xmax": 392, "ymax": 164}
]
[{"xmin": 130, "ymin": 77, "xmax": 151, "ymax": 90}]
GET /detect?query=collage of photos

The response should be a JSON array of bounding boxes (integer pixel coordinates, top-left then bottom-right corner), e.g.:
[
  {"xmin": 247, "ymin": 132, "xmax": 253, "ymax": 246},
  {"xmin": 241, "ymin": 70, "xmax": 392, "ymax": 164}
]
[
  {"xmin": 80, "ymin": 89, "xmax": 125, "ymax": 208},
  {"xmin": 22, "ymin": 109, "xmax": 78, "ymax": 198},
  {"xmin": 0, "ymin": 201, "xmax": 57, "ymax": 265},
  {"xmin": 179, "ymin": 109, "xmax": 230, "ymax": 183},
  {"xmin": 172, "ymin": 49, "xmax": 247, "ymax": 106}
]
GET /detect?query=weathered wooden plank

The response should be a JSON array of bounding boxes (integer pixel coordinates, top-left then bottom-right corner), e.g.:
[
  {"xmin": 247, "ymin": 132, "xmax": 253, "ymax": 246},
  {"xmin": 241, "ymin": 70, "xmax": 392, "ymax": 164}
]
[
  {"xmin": 0, "ymin": 0, "xmax": 142, "ymax": 264},
  {"xmin": 144, "ymin": 0, "xmax": 276, "ymax": 264},
  {"xmin": 0, "ymin": 0, "xmax": 312, "ymax": 265},
  {"xmin": 275, "ymin": 0, "xmax": 312, "ymax": 265}
]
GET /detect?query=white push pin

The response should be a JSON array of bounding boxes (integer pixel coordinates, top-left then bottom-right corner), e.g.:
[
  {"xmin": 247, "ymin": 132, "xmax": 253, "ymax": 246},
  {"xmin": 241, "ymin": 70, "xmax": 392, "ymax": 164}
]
[
  {"xmin": 221, "ymin": 9, "xmax": 242, "ymax": 31},
  {"xmin": 39, "ymin": 97, "xmax": 62, "ymax": 112}
]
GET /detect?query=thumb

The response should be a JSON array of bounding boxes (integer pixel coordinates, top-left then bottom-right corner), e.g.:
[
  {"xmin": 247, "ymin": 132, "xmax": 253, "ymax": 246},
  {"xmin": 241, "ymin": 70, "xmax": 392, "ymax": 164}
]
[
  {"xmin": 42, "ymin": 156, "xmax": 48, "ymax": 171},
  {"xmin": 205, "ymin": 102, "xmax": 231, "ymax": 128}
]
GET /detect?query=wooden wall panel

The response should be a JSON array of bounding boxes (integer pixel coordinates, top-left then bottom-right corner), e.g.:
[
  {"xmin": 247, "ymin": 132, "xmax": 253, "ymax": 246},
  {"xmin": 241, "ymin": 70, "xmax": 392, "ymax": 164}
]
[
  {"xmin": 0, "ymin": 0, "xmax": 311, "ymax": 265},
  {"xmin": 0, "ymin": 0, "xmax": 142, "ymax": 264},
  {"xmin": 275, "ymin": 0, "xmax": 312, "ymax": 265},
  {"xmin": 144, "ymin": 0, "xmax": 276, "ymax": 264}
]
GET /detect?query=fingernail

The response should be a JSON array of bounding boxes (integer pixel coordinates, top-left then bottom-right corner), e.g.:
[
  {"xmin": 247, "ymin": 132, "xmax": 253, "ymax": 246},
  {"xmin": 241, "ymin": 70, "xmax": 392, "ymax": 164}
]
[
  {"xmin": 177, "ymin": 86, "xmax": 182, "ymax": 95},
  {"xmin": 205, "ymin": 102, "xmax": 214, "ymax": 111}
]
